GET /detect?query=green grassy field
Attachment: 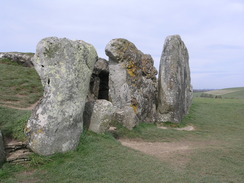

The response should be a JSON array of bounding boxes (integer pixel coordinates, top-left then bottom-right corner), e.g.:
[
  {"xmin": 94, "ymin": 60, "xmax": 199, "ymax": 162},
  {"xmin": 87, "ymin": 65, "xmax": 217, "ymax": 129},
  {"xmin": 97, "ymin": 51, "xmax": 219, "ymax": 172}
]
[
  {"xmin": 0, "ymin": 57, "xmax": 43, "ymax": 109},
  {"xmin": 0, "ymin": 106, "xmax": 30, "ymax": 140},
  {"xmin": 221, "ymin": 88, "xmax": 244, "ymax": 99},
  {"xmin": 0, "ymin": 58, "xmax": 244, "ymax": 182}
]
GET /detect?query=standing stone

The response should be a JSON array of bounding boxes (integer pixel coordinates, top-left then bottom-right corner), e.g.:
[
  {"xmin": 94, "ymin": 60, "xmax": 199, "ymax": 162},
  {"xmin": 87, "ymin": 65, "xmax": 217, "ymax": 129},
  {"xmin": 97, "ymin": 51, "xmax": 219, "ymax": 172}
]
[
  {"xmin": 157, "ymin": 35, "xmax": 193, "ymax": 123},
  {"xmin": 25, "ymin": 37, "xmax": 97, "ymax": 155},
  {"xmin": 83, "ymin": 100, "xmax": 115, "ymax": 133},
  {"xmin": 0, "ymin": 131, "xmax": 5, "ymax": 167},
  {"xmin": 105, "ymin": 38, "xmax": 157, "ymax": 126}
]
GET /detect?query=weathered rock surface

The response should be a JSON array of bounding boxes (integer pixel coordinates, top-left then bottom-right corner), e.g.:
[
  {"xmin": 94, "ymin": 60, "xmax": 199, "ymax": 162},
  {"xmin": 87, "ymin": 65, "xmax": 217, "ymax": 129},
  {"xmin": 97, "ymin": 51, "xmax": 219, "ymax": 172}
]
[
  {"xmin": 83, "ymin": 100, "xmax": 115, "ymax": 133},
  {"xmin": 114, "ymin": 106, "xmax": 139, "ymax": 130},
  {"xmin": 88, "ymin": 58, "xmax": 109, "ymax": 101},
  {"xmin": 0, "ymin": 52, "xmax": 34, "ymax": 67},
  {"xmin": 25, "ymin": 37, "xmax": 97, "ymax": 155},
  {"xmin": 0, "ymin": 131, "xmax": 5, "ymax": 167},
  {"xmin": 157, "ymin": 35, "xmax": 193, "ymax": 122},
  {"xmin": 105, "ymin": 38, "xmax": 158, "ymax": 124}
]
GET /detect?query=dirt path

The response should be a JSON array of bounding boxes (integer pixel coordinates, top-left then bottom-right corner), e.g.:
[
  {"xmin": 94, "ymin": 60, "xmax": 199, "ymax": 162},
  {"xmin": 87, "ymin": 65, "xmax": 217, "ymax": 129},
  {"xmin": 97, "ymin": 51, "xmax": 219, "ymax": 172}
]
[
  {"xmin": 157, "ymin": 125, "xmax": 195, "ymax": 131},
  {"xmin": 1, "ymin": 100, "xmax": 40, "ymax": 111},
  {"xmin": 119, "ymin": 138, "xmax": 218, "ymax": 168}
]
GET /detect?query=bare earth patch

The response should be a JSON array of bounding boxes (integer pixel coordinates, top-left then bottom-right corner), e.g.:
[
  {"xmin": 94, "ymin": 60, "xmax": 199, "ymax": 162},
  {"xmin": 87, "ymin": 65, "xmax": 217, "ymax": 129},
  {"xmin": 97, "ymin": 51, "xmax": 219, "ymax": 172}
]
[
  {"xmin": 16, "ymin": 170, "xmax": 39, "ymax": 183},
  {"xmin": 157, "ymin": 125, "xmax": 195, "ymax": 131},
  {"xmin": 119, "ymin": 138, "xmax": 219, "ymax": 169}
]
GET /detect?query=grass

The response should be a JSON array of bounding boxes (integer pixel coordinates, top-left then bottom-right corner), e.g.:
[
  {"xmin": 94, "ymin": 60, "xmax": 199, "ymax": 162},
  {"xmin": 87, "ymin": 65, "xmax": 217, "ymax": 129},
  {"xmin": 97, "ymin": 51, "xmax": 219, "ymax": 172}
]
[
  {"xmin": 0, "ymin": 106, "xmax": 30, "ymax": 140},
  {"xmin": 1, "ymin": 96, "xmax": 243, "ymax": 183},
  {"xmin": 221, "ymin": 88, "xmax": 244, "ymax": 99},
  {"xmin": 0, "ymin": 56, "xmax": 244, "ymax": 182},
  {"xmin": 0, "ymin": 58, "xmax": 43, "ymax": 108},
  {"xmin": 110, "ymin": 120, "xmax": 191, "ymax": 142}
]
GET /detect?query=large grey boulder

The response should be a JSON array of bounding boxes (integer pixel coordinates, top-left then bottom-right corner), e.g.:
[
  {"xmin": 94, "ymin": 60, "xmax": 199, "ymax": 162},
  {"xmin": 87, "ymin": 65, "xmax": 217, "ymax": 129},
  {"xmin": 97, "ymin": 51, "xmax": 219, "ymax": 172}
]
[
  {"xmin": 0, "ymin": 131, "xmax": 5, "ymax": 167},
  {"xmin": 105, "ymin": 39, "xmax": 157, "ymax": 125},
  {"xmin": 25, "ymin": 37, "xmax": 97, "ymax": 155},
  {"xmin": 114, "ymin": 106, "xmax": 139, "ymax": 130},
  {"xmin": 157, "ymin": 35, "xmax": 193, "ymax": 122},
  {"xmin": 83, "ymin": 100, "xmax": 115, "ymax": 133}
]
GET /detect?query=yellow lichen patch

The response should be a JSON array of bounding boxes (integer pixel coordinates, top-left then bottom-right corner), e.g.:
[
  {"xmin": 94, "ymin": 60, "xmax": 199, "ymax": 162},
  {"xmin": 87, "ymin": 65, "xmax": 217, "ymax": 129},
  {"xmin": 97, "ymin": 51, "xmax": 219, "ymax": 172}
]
[
  {"xmin": 127, "ymin": 68, "xmax": 136, "ymax": 77},
  {"xmin": 130, "ymin": 104, "xmax": 137, "ymax": 113},
  {"xmin": 127, "ymin": 61, "xmax": 136, "ymax": 77},
  {"xmin": 37, "ymin": 128, "xmax": 44, "ymax": 134}
]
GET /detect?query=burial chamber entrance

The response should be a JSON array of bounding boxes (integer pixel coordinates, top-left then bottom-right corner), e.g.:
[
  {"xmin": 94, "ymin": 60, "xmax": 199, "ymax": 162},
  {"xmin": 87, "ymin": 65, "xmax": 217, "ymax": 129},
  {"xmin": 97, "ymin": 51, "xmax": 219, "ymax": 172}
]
[
  {"xmin": 89, "ymin": 70, "xmax": 109, "ymax": 101},
  {"xmin": 97, "ymin": 71, "xmax": 109, "ymax": 100}
]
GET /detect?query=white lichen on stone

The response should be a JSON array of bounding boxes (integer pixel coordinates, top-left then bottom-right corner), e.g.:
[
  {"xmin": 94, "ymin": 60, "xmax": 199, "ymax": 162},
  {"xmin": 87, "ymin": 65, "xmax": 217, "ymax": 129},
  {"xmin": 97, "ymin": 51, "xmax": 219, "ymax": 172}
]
[
  {"xmin": 157, "ymin": 35, "xmax": 193, "ymax": 123},
  {"xmin": 26, "ymin": 37, "xmax": 97, "ymax": 156}
]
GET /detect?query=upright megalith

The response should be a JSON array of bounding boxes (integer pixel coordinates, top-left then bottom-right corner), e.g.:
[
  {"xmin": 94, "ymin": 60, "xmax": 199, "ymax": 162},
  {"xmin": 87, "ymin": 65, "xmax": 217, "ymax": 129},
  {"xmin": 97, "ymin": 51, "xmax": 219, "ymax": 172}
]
[
  {"xmin": 105, "ymin": 38, "xmax": 157, "ymax": 126},
  {"xmin": 0, "ymin": 131, "xmax": 5, "ymax": 167},
  {"xmin": 25, "ymin": 37, "xmax": 97, "ymax": 155},
  {"xmin": 157, "ymin": 35, "xmax": 193, "ymax": 122}
]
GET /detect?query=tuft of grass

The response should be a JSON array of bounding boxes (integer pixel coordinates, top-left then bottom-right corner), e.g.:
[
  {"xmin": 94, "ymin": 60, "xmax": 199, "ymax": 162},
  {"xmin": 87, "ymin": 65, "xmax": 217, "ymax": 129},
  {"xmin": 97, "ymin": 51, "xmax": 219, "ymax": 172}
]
[{"xmin": 28, "ymin": 154, "xmax": 53, "ymax": 167}]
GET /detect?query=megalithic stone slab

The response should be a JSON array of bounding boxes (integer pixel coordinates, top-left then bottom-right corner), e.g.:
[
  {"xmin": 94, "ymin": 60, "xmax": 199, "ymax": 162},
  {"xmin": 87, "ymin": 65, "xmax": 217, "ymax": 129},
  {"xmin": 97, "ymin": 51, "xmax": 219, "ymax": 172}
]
[
  {"xmin": 157, "ymin": 35, "xmax": 193, "ymax": 123},
  {"xmin": 105, "ymin": 38, "xmax": 157, "ymax": 124},
  {"xmin": 25, "ymin": 37, "xmax": 97, "ymax": 155},
  {"xmin": 83, "ymin": 100, "xmax": 115, "ymax": 133}
]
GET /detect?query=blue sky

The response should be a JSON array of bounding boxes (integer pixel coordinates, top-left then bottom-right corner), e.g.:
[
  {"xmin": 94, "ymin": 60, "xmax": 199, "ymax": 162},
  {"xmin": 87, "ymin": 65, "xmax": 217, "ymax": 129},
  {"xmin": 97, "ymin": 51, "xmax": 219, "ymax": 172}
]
[{"xmin": 1, "ymin": 0, "xmax": 243, "ymax": 89}]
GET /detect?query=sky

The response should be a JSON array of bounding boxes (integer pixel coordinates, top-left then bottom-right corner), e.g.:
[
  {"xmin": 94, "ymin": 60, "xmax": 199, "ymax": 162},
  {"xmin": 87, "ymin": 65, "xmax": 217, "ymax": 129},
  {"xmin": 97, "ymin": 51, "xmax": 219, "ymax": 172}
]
[{"xmin": 0, "ymin": 0, "xmax": 243, "ymax": 89}]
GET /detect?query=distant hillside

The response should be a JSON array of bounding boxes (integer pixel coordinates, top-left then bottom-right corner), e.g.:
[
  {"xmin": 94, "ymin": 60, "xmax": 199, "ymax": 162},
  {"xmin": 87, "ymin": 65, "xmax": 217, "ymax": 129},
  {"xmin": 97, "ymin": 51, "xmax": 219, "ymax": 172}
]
[{"xmin": 194, "ymin": 87, "xmax": 244, "ymax": 99}]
